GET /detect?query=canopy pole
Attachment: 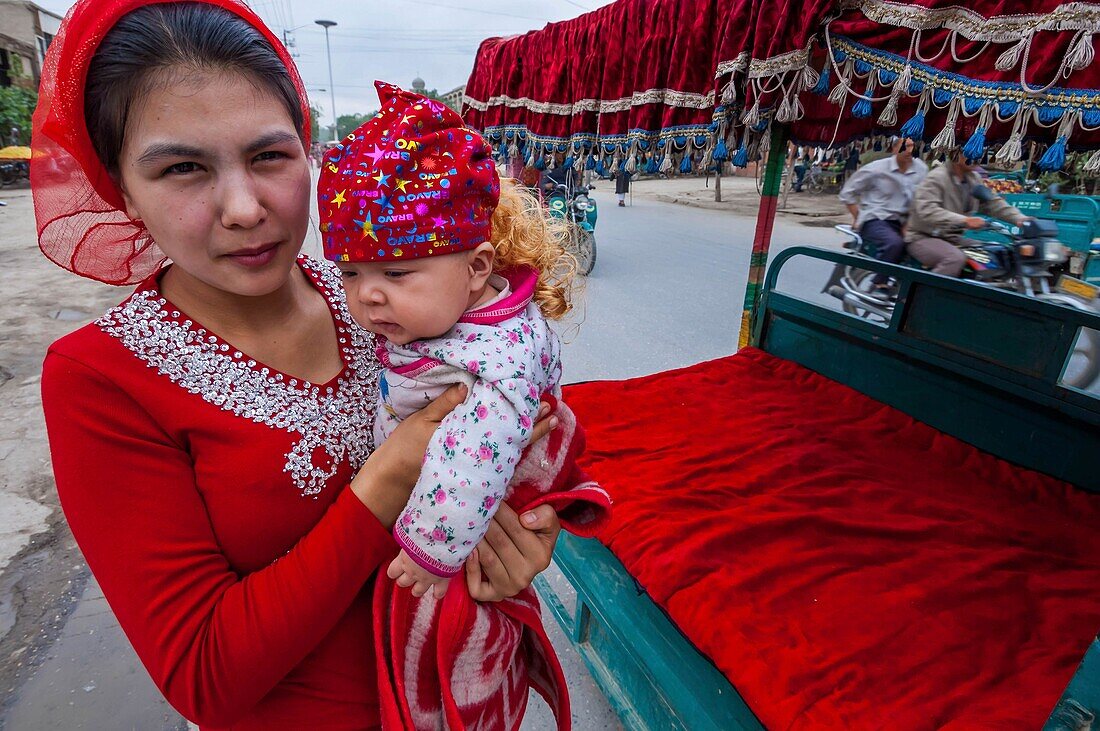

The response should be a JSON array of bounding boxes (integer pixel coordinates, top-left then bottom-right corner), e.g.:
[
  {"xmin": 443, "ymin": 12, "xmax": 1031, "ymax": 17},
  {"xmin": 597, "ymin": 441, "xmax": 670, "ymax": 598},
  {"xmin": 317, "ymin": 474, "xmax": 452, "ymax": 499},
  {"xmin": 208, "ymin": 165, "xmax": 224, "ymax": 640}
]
[{"xmin": 738, "ymin": 123, "xmax": 789, "ymax": 350}]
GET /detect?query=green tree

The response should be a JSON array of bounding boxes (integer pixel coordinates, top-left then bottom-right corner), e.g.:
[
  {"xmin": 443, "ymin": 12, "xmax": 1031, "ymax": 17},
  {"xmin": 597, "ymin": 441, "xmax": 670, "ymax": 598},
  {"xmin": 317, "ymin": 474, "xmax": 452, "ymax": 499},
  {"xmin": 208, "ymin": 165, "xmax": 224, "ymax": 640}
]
[
  {"xmin": 0, "ymin": 87, "xmax": 36, "ymax": 145},
  {"xmin": 336, "ymin": 112, "xmax": 377, "ymax": 139},
  {"xmin": 309, "ymin": 104, "xmax": 323, "ymax": 144}
]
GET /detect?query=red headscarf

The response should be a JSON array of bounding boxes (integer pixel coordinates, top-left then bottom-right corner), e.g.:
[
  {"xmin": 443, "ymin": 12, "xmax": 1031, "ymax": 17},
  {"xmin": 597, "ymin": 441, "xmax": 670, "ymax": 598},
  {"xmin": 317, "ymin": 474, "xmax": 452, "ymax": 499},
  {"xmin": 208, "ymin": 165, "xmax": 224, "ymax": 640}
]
[{"xmin": 31, "ymin": 0, "xmax": 310, "ymax": 285}]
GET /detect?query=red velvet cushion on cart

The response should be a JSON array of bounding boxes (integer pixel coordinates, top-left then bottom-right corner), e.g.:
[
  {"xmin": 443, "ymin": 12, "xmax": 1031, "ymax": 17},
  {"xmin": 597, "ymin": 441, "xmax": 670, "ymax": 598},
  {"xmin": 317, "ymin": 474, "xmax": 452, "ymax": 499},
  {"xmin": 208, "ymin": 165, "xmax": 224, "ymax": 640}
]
[{"xmin": 563, "ymin": 348, "xmax": 1100, "ymax": 729}]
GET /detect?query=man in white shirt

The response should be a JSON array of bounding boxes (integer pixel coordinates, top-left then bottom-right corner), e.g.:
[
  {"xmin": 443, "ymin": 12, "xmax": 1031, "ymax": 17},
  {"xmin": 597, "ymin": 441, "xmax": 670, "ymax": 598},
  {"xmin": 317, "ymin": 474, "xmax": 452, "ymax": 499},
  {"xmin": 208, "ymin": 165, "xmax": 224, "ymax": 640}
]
[{"xmin": 838, "ymin": 138, "xmax": 928, "ymax": 288}]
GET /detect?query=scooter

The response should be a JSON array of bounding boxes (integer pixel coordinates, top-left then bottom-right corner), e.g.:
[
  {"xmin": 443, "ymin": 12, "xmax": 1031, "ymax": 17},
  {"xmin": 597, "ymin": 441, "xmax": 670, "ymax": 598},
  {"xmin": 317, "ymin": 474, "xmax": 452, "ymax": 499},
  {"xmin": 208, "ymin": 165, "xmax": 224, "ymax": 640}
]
[
  {"xmin": 0, "ymin": 160, "xmax": 28, "ymax": 187},
  {"xmin": 823, "ymin": 217, "xmax": 1100, "ymax": 389},
  {"xmin": 546, "ymin": 183, "xmax": 597, "ymax": 275}
]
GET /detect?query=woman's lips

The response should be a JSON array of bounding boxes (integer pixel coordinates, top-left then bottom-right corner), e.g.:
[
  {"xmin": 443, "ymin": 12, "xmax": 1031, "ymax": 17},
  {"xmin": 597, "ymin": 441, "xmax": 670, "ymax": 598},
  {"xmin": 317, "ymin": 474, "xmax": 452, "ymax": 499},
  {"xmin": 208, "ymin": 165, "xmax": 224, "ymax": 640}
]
[{"xmin": 225, "ymin": 242, "xmax": 280, "ymax": 268}]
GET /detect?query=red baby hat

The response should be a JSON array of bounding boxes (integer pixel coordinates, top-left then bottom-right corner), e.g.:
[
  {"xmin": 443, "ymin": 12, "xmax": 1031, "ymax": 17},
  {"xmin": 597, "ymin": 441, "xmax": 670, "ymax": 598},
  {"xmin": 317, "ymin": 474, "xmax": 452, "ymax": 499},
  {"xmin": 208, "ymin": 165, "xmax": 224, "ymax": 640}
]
[{"xmin": 319, "ymin": 81, "xmax": 500, "ymax": 262}]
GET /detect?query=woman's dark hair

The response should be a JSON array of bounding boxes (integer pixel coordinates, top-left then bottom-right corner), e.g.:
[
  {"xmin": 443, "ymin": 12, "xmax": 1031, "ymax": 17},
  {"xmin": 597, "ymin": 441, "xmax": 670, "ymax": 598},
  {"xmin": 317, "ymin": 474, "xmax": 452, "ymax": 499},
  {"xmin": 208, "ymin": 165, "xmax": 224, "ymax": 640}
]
[{"xmin": 85, "ymin": 2, "xmax": 304, "ymax": 174}]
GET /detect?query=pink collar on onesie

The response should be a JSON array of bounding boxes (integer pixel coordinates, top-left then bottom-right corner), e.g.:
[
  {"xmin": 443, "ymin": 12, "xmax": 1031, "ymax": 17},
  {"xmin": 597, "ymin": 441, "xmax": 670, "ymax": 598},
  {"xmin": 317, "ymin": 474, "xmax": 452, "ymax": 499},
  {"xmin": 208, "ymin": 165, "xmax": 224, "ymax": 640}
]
[{"xmin": 375, "ymin": 266, "xmax": 538, "ymax": 372}]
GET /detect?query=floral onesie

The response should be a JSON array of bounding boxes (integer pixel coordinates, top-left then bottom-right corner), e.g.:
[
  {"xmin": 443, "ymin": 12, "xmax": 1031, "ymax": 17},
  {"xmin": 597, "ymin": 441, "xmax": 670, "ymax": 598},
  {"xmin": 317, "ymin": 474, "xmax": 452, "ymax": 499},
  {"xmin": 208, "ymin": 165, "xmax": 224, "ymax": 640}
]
[{"xmin": 373, "ymin": 267, "xmax": 563, "ymax": 576}]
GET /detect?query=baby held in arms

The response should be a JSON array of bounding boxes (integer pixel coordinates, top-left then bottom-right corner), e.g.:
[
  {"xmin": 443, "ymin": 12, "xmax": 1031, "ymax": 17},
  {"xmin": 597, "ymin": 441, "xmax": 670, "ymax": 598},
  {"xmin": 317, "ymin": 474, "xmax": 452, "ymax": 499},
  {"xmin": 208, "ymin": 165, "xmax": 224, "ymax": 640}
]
[{"xmin": 318, "ymin": 81, "xmax": 611, "ymax": 599}]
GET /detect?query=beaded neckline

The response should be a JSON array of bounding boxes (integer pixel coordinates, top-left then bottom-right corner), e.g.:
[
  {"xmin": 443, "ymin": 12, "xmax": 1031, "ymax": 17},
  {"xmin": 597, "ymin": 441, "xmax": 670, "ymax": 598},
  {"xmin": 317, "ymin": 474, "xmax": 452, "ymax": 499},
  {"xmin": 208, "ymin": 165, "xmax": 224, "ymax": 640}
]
[{"xmin": 96, "ymin": 257, "xmax": 380, "ymax": 497}]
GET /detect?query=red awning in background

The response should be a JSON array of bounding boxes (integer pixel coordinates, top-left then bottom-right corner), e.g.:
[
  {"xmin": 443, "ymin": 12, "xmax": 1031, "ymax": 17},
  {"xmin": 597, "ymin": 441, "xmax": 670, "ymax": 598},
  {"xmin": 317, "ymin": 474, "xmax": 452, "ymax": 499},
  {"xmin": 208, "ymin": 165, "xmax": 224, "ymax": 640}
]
[{"xmin": 463, "ymin": 0, "xmax": 1100, "ymax": 174}]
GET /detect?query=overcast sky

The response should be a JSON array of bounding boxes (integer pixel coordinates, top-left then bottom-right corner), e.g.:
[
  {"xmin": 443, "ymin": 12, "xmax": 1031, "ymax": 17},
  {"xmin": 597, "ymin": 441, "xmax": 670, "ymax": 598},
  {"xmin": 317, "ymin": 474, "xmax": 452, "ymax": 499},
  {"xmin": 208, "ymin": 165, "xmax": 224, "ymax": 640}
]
[{"xmin": 38, "ymin": 0, "xmax": 614, "ymax": 132}]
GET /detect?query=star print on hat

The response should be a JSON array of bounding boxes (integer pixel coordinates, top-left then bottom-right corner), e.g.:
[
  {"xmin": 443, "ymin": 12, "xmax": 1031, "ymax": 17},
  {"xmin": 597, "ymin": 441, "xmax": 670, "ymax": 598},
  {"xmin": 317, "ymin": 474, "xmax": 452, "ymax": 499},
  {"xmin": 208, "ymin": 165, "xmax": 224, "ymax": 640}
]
[{"xmin": 318, "ymin": 80, "xmax": 500, "ymax": 263}]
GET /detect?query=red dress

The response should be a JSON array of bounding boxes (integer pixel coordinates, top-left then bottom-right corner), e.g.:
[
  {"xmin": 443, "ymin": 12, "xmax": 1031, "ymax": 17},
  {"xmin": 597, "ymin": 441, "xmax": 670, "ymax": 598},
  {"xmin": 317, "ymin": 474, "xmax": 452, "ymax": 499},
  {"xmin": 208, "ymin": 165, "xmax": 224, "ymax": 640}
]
[{"xmin": 42, "ymin": 258, "xmax": 393, "ymax": 730}]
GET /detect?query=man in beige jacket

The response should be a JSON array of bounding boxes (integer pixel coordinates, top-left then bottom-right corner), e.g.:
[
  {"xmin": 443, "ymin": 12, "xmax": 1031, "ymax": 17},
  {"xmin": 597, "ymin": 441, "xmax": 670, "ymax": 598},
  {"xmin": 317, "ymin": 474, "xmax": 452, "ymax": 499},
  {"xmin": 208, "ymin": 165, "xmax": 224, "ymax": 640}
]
[{"xmin": 905, "ymin": 147, "xmax": 1029, "ymax": 276}]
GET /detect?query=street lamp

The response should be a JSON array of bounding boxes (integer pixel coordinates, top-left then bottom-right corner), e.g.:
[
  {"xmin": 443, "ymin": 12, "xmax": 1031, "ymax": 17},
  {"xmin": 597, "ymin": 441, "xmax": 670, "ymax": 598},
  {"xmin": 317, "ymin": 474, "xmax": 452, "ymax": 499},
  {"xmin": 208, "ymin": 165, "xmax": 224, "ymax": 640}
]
[{"xmin": 315, "ymin": 19, "xmax": 338, "ymax": 141}]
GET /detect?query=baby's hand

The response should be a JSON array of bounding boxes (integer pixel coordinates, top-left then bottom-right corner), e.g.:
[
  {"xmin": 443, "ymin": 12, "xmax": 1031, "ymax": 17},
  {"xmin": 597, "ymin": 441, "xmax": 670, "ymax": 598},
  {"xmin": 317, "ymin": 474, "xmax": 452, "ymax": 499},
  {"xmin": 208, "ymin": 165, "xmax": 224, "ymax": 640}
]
[{"xmin": 387, "ymin": 550, "xmax": 451, "ymax": 599}]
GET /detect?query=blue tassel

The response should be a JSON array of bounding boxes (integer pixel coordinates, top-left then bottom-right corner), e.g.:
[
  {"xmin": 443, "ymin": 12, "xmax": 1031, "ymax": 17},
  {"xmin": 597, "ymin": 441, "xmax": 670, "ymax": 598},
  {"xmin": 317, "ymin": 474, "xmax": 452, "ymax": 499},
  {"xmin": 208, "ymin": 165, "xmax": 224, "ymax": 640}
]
[
  {"xmin": 644, "ymin": 156, "xmax": 659, "ymax": 174},
  {"xmin": 708, "ymin": 121, "xmax": 720, "ymax": 133},
  {"xmin": 585, "ymin": 154, "xmax": 597, "ymax": 170},
  {"xmin": 732, "ymin": 144, "xmax": 748, "ymax": 168},
  {"xmin": 595, "ymin": 160, "xmax": 606, "ymax": 176},
  {"xmin": 963, "ymin": 97, "xmax": 984, "ymax": 114},
  {"xmin": 998, "ymin": 100, "xmax": 1019, "ymax": 116},
  {"xmin": 899, "ymin": 108, "xmax": 926, "ymax": 140},
  {"xmin": 753, "ymin": 119, "xmax": 769, "ymax": 132},
  {"xmin": 908, "ymin": 78, "xmax": 925, "ymax": 95},
  {"xmin": 563, "ymin": 155, "xmax": 574, "ymax": 169},
  {"xmin": 933, "ymin": 88, "xmax": 953, "ymax": 106},
  {"xmin": 680, "ymin": 154, "xmax": 693, "ymax": 173},
  {"xmin": 1083, "ymin": 109, "xmax": 1100, "ymax": 126},
  {"xmin": 534, "ymin": 156, "xmax": 547, "ymax": 171},
  {"xmin": 852, "ymin": 97, "xmax": 872, "ymax": 119},
  {"xmin": 962, "ymin": 126, "xmax": 987, "ymax": 161},
  {"xmin": 812, "ymin": 65, "xmax": 831, "ymax": 95},
  {"xmin": 713, "ymin": 138, "xmax": 729, "ymax": 162},
  {"xmin": 1038, "ymin": 106, "xmax": 1062, "ymax": 123},
  {"xmin": 854, "ymin": 59, "xmax": 872, "ymax": 74},
  {"xmin": 617, "ymin": 158, "xmax": 627, "ymax": 173},
  {"xmin": 1037, "ymin": 136, "xmax": 1067, "ymax": 171},
  {"xmin": 877, "ymin": 68, "xmax": 898, "ymax": 85}
]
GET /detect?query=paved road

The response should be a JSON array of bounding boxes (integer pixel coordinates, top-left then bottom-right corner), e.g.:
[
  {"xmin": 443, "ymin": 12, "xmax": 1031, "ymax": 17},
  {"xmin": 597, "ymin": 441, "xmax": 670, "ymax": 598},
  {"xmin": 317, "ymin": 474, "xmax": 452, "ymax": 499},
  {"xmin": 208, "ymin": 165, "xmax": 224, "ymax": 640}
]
[{"xmin": 1, "ymin": 190, "xmax": 846, "ymax": 731}]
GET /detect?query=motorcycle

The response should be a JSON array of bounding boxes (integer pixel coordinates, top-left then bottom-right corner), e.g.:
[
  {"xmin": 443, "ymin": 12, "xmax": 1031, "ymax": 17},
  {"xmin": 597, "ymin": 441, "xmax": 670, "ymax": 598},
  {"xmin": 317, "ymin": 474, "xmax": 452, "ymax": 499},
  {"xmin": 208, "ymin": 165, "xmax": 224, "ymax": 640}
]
[
  {"xmin": 823, "ymin": 217, "xmax": 1100, "ymax": 389},
  {"xmin": 546, "ymin": 183, "xmax": 597, "ymax": 275},
  {"xmin": 0, "ymin": 160, "xmax": 29, "ymax": 187}
]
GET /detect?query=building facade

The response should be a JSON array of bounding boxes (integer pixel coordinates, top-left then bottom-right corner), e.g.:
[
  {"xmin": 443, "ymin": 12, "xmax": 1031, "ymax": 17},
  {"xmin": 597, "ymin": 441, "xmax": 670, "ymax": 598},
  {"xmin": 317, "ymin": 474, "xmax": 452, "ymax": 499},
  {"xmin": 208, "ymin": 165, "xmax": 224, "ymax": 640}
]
[{"xmin": 0, "ymin": 0, "xmax": 62, "ymax": 90}]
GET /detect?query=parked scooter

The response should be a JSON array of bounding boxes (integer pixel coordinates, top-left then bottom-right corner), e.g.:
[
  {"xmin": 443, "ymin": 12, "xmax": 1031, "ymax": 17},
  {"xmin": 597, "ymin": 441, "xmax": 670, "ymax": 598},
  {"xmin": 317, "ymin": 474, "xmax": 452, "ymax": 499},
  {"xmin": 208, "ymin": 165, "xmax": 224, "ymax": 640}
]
[
  {"xmin": 546, "ymin": 183, "xmax": 597, "ymax": 275},
  {"xmin": 823, "ymin": 217, "xmax": 1100, "ymax": 388},
  {"xmin": 0, "ymin": 160, "xmax": 28, "ymax": 187}
]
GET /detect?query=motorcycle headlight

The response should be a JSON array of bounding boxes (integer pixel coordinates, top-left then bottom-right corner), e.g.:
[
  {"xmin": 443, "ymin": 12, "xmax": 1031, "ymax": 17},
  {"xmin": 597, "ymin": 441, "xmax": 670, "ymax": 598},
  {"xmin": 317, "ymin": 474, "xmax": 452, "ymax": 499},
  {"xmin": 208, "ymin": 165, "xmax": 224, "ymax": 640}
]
[
  {"xmin": 1044, "ymin": 243, "xmax": 1069, "ymax": 262},
  {"xmin": 573, "ymin": 196, "xmax": 590, "ymax": 211}
]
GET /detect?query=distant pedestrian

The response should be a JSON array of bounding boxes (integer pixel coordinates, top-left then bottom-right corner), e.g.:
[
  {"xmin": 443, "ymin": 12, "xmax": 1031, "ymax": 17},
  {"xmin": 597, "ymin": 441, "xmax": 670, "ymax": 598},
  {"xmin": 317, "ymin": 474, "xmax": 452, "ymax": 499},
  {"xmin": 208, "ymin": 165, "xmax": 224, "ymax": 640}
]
[
  {"xmin": 614, "ymin": 169, "xmax": 631, "ymax": 206},
  {"xmin": 844, "ymin": 145, "xmax": 860, "ymax": 182}
]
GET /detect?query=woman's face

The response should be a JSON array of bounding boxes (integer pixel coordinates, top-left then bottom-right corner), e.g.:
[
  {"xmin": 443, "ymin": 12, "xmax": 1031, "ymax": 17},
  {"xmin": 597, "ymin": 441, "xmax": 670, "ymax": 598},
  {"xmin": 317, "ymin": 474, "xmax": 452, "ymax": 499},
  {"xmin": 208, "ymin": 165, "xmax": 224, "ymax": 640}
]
[{"xmin": 117, "ymin": 69, "xmax": 311, "ymax": 298}]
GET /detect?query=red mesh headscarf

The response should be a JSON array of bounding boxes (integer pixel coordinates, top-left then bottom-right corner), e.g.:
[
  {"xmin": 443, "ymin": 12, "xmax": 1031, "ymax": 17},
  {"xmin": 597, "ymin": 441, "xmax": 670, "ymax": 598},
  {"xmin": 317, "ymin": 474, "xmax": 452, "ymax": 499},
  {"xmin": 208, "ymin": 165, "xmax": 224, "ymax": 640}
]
[{"xmin": 31, "ymin": 0, "xmax": 310, "ymax": 286}]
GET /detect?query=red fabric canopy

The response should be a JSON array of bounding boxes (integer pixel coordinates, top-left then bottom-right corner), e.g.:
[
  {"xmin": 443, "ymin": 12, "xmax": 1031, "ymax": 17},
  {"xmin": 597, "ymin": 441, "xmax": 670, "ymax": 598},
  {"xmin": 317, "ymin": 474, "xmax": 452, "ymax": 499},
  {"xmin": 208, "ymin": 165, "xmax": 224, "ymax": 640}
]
[{"xmin": 462, "ymin": 0, "xmax": 1100, "ymax": 173}]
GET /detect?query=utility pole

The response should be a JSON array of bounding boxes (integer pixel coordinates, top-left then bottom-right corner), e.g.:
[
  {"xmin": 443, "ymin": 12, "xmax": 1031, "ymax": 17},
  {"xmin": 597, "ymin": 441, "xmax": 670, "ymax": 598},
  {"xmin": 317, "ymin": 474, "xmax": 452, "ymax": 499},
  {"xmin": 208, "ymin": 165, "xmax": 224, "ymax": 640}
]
[{"xmin": 315, "ymin": 19, "xmax": 338, "ymax": 141}]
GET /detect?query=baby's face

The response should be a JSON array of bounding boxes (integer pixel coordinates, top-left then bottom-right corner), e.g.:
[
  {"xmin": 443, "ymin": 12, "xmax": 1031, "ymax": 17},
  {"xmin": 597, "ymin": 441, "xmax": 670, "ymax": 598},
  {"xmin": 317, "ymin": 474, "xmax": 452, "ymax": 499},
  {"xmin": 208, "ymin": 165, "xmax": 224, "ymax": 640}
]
[{"xmin": 337, "ymin": 251, "xmax": 479, "ymax": 345}]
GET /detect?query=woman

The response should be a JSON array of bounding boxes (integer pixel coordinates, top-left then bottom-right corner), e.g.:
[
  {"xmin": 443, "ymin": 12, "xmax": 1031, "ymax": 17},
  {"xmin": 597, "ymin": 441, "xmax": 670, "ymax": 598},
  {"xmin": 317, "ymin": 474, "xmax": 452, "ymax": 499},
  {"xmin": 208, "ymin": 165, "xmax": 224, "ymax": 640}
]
[{"xmin": 33, "ymin": 1, "xmax": 562, "ymax": 728}]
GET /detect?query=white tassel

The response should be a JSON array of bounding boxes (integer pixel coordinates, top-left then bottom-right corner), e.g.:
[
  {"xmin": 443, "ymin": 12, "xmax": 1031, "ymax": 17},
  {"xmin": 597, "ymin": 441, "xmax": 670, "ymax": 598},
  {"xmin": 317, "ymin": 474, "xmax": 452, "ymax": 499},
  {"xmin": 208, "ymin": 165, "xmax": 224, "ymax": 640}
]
[
  {"xmin": 776, "ymin": 92, "xmax": 803, "ymax": 123},
  {"xmin": 1067, "ymin": 32, "xmax": 1095, "ymax": 71},
  {"xmin": 743, "ymin": 98, "xmax": 761, "ymax": 127},
  {"xmin": 546, "ymin": 154, "xmax": 557, "ymax": 170},
  {"xmin": 801, "ymin": 64, "xmax": 820, "ymax": 91},
  {"xmin": 625, "ymin": 153, "xmax": 637, "ymax": 174},
  {"xmin": 895, "ymin": 64, "xmax": 913, "ymax": 96},
  {"xmin": 572, "ymin": 154, "xmax": 585, "ymax": 171},
  {"xmin": 700, "ymin": 149, "xmax": 713, "ymax": 170},
  {"xmin": 1084, "ymin": 149, "xmax": 1100, "ymax": 175},
  {"xmin": 995, "ymin": 35, "xmax": 1029, "ymax": 71},
  {"xmin": 659, "ymin": 154, "xmax": 673, "ymax": 173},
  {"xmin": 930, "ymin": 99, "xmax": 959, "ymax": 150},
  {"xmin": 995, "ymin": 109, "xmax": 1028, "ymax": 165},
  {"xmin": 878, "ymin": 91, "xmax": 901, "ymax": 126},
  {"xmin": 507, "ymin": 142, "xmax": 519, "ymax": 160},
  {"xmin": 721, "ymin": 78, "xmax": 738, "ymax": 104}
]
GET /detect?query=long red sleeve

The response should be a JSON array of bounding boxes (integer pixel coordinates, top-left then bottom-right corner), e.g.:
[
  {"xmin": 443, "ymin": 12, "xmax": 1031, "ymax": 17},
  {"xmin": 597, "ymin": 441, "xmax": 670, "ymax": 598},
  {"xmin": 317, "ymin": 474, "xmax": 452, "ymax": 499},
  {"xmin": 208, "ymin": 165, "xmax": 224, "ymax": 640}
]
[{"xmin": 43, "ymin": 350, "xmax": 393, "ymax": 728}]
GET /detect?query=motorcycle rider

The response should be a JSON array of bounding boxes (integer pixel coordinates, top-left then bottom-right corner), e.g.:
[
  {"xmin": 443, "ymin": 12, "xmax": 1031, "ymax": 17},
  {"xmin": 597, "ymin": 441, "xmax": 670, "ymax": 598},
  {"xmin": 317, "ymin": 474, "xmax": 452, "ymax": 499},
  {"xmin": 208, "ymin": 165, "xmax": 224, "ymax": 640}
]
[
  {"xmin": 906, "ymin": 146, "xmax": 1030, "ymax": 277},
  {"xmin": 838, "ymin": 137, "xmax": 927, "ymax": 288}
]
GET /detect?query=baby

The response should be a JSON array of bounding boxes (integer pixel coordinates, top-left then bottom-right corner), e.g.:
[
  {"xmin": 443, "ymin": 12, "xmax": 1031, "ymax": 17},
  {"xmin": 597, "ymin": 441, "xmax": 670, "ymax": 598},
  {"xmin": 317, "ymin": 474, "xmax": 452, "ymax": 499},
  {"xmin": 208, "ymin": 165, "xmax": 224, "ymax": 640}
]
[{"xmin": 319, "ymin": 82, "xmax": 609, "ymax": 599}]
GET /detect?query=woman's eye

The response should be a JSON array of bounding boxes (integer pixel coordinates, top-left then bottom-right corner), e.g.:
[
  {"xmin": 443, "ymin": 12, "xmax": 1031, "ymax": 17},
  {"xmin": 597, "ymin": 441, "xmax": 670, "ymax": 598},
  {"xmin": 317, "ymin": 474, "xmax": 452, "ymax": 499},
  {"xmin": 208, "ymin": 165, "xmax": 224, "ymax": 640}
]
[
  {"xmin": 338, "ymin": 269, "xmax": 356, "ymax": 279},
  {"xmin": 255, "ymin": 150, "xmax": 286, "ymax": 163},
  {"xmin": 384, "ymin": 271, "xmax": 408, "ymax": 279},
  {"xmin": 163, "ymin": 162, "xmax": 199, "ymax": 176}
]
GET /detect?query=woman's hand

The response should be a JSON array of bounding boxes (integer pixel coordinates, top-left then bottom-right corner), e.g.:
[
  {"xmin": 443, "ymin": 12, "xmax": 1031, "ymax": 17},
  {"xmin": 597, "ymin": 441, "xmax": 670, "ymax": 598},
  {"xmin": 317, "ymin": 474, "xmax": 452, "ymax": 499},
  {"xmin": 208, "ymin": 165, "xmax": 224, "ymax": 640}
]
[
  {"xmin": 464, "ymin": 503, "xmax": 562, "ymax": 602},
  {"xmin": 352, "ymin": 390, "xmax": 558, "ymax": 529},
  {"xmin": 351, "ymin": 385, "xmax": 469, "ymax": 526}
]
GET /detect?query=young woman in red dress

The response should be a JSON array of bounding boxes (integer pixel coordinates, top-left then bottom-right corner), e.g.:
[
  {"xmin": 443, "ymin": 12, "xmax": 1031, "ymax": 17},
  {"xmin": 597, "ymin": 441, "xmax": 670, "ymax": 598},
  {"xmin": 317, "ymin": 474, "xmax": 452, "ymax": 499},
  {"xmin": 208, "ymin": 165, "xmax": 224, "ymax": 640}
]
[{"xmin": 33, "ymin": 1, "xmax": 562, "ymax": 728}]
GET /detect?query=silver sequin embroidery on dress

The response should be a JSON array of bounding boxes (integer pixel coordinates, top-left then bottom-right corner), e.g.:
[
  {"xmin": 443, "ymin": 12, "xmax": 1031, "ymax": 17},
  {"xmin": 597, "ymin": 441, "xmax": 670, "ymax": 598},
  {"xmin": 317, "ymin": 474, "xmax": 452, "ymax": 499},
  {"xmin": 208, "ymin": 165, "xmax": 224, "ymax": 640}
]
[{"xmin": 96, "ymin": 258, "xmax": 379, "ymax": 497}]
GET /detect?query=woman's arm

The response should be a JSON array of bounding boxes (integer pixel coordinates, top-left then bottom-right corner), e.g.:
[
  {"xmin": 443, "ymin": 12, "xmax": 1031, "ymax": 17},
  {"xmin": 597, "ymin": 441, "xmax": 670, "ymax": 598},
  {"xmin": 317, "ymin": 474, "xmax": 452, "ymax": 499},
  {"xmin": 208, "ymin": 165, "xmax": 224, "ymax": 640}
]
[{"xmin": 40, "ymin": 351, "xmax": 443, "ymax": 727}]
